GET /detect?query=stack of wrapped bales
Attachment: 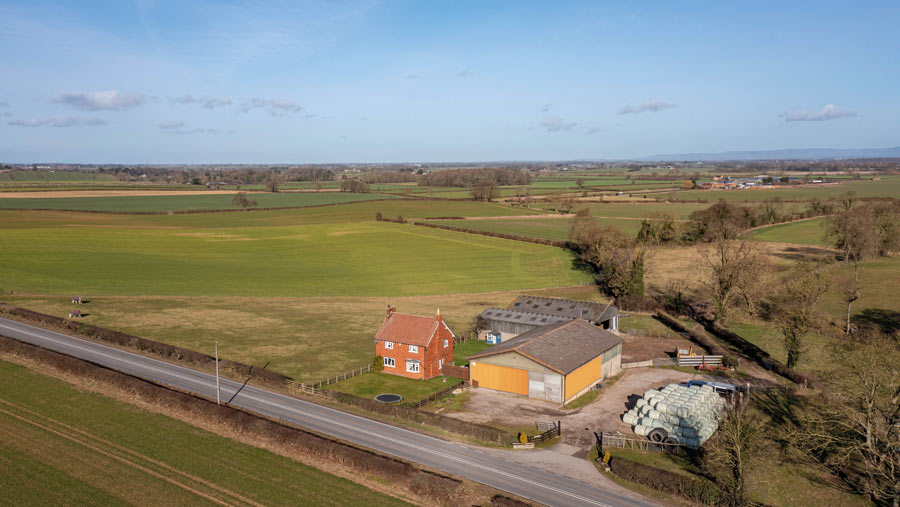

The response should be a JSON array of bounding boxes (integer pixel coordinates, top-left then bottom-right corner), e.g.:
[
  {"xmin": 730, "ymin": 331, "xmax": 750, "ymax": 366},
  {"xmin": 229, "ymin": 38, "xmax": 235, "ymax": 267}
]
[{"xmin": 621, "ymin": 383, "xmax": 725, "ymax": 449}]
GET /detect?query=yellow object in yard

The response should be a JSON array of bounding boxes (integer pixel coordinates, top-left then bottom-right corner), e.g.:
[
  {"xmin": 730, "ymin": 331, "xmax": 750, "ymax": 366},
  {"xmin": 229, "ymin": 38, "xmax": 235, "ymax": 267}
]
[
  {"xmin": 603, "ymin": 450, "xmax": 611, "ymax": 464},
  {"xmin": 519, "ymin": 432, "xmax": 528, "ymax": 444}
]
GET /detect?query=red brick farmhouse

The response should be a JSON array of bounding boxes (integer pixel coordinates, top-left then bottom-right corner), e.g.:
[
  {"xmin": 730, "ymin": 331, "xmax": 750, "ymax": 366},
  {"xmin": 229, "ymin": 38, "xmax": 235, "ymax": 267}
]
[{"xmin": 374, "ymin": 306, "xmax": 455, "ymax": 380}]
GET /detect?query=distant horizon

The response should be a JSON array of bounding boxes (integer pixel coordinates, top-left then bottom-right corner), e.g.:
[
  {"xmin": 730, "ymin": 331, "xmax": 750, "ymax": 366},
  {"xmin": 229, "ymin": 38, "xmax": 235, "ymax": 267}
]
[
  {"xmin": 2, "ymin": 1, "xmax": 898, "ymax": 163},
  {"xmin": 4, "ymin": 144, "xmax": 900, "ymax": 166}
]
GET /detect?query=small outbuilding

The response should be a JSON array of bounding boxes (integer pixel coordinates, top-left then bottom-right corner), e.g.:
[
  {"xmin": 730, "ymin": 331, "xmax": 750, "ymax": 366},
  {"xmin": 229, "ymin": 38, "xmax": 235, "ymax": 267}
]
[{"xmin": 468, "ymin": 319, "xmax": 622, "ymax": 404}]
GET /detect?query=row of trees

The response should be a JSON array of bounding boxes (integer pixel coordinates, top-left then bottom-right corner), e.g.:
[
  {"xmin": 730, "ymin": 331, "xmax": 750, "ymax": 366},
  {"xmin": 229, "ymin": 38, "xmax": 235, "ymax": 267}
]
[{"xmin": 418, "ymin": 167, "xmax": 531, "ymax": 188}]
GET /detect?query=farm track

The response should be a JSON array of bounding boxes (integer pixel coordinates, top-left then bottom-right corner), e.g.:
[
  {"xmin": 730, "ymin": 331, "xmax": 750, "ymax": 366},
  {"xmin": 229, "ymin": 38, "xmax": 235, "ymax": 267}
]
[{"xmin": 0, "ymin": 397, "xmax": 262, "ymax": 507}]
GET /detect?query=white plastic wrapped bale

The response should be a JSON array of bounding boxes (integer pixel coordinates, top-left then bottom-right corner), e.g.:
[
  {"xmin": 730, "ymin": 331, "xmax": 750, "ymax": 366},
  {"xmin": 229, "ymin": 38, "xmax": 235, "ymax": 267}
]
[{"xmin": 621, "ymin": 383, "xmax": 726, "ymax": 449}]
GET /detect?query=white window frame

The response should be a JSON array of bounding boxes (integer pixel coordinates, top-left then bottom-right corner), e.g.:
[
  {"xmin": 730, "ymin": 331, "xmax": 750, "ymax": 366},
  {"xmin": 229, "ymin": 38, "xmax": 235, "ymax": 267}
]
[
  {"xmin": 406, "ymin": 360, "xmax": 420, "ymax": 373},
  {"xmin": 439, "ymin": 358, "xmax": 443, "ymax": 369},
  {"xmin": 384, "ymin": 341, "xmax": 393, "ymax": 350},
  {"xmin": 443, "ymin": 339, "xmax": 449, "ymax": 348},
  {"xmin": 408, "ymin": 344, "xmax": 418, "ymax": 353},
  {"xmin": 383, "ymin": 357, "xmax": 395, "ymax": 368}
]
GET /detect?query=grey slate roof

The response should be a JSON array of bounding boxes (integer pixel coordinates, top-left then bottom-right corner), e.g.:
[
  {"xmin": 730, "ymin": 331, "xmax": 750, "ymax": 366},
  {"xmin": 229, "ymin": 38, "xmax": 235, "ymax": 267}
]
[
  {"xmin": 508, "ymin": 295, "xmax": 618, "ymax": 323},
  {"xmin": 469, "ymin": 319, "xmax": 623, "ymax": 375},
  {"xmin": 478, "ymin": 308, "xmax": 571, "ymax": 327}
]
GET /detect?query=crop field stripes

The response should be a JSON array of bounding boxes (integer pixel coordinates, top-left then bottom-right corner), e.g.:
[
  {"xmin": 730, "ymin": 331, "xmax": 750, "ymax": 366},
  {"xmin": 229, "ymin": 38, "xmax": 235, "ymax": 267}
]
[{"xmin": 0, "ymin": 397, "xmax": 261, "ymax": 507}]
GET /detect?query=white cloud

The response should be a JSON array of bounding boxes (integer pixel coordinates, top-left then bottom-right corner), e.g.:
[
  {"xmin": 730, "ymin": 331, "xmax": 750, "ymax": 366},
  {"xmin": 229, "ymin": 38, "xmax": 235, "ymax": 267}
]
[
  {"xmin": 617, "ymin": 100, "xmax": 675, "ymax": 115},
  {"xmin": 171, "ymin": 94, "xmax": 232, "ymax": 109},
  {"xmin": 585, "ymin": 126, "xmax": 603, "ymax": 135},
  {"xmin": 166, "ymin": 127, "xmax": 235, "ymax": 135},
  {"xmin": 238, "ymin": 97, "xmax": 303, "ymax": 117},
  {"xmin": 540, "ymin": 103, "xmax": 552, "ymax": 113},
  {"xmin": 52, "ymin": 90, "xmax": 146, "ymax": 111},
  {"xmin": 457, "ymin": 70, "xmax": 473, "ymax": 78},
  {"xmin": 780, "ymin": 104, "xmax": 857, "ymax": 122},
  {"xmin": 8, "ymin": 115, "xmax": 106, "ymax": 127},
  {"xmin": 539, "ymin": 116, "xmax": 577, "ymax": 132},
  {"xmin": 158, "ymin": 120, "xmax": 185, "ymax": 129}
]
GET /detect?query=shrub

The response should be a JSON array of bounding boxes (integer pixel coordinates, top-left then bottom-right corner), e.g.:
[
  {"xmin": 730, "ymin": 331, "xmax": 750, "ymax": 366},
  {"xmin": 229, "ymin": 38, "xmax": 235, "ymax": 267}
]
[
  {"xmin": 609, "ymin": 455, "xmax": 720, "ymax": 504},
  {"xmin": 722, "ymin": 355, "xmax": 739, "ymax": 368}
]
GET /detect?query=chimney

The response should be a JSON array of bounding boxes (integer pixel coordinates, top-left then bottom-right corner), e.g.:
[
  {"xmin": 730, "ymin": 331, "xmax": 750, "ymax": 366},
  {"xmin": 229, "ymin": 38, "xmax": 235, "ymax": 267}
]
[
  {"xmin": 386, "ymin": 304, "xmax": 394, "ymax": 316},
  {"xmin": 435, "ymin": 308, "xmax": 442, "ymax": 324}
]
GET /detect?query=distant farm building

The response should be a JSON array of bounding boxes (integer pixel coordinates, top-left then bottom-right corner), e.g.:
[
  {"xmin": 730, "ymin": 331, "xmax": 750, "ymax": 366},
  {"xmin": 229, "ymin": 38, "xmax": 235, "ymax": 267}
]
[
  {"xmin": 478, "ymin": 295, "xmax": 618, "ymax": 343},
  {"xmin": 374, "ymin": 307, "xmax": 455, "ymax": 380},
  {"xmin": 468, "ymin": 319, "xmax": 622, "ymax": 404}
]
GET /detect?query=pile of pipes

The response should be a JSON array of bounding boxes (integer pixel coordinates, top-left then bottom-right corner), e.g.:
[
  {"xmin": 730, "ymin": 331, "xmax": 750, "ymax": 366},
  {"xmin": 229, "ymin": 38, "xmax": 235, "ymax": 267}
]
[{"xmin": 621, "ymin": 383, "xmax": 725, "ymax": 449}]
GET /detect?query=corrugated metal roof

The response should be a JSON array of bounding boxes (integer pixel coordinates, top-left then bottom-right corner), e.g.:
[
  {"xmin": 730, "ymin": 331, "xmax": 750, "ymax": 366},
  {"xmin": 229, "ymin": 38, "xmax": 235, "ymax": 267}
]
[
  {"xmin": 478, "ymin": 308, "xmax": 571, "ymax": 326},
  {"xmin": 469, "ymin": 319, "xmax": 622, "ymax": 375},
  {"xmin": 507, "ymin": 295, "xmax": 618, "ymax": 323},
  {"xmin": 374, "ymin": 313, "xmax": 440, "ymax": 347}
]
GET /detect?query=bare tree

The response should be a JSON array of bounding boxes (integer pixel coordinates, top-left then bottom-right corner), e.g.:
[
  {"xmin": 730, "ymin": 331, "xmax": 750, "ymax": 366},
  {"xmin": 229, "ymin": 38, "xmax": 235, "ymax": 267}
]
[
  {"xmin": 703, "ymin": 404, "xmax": 765, "ymax": 506},
  {"xmin": 841, "ymin": 262, "xmax": 862, "ymax": 334},
  {"xmin": 699, "ymin": 239, "xmax": 767, "ymax": 322},
  {"xmin": 265, "ymin": 174, "xmax": 280, "ymax": 193},
  {"xmin": 570, "ymin": 215, "xmax": 648, "ymax": 300},
  {"xmin": 231, "ymin": 192, "xmax": 257, "ymax": 211},
  {"xmin": 793, "ymin": 333, "xmax": 900, "ymax": 506},
  {"xmin": 771, "ymin": 261, "xmax": 831, "ymax": 368}
]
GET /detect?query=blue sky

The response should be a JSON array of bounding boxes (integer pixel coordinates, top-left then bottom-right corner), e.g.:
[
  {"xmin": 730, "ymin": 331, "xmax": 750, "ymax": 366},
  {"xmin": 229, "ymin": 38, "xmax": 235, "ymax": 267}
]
[{"xmin": 1, "ymin": 0, "xmax": 898, "ymax": 163}]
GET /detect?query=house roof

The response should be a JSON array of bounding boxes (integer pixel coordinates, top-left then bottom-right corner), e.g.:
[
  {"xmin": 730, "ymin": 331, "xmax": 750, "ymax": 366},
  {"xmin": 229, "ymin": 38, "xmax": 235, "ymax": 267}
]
[
  {"xmin": 479, "ymin": 307, "xmax": 571, "ymax": 327},
  {"xmin": 468, "ymin": 319, "xmax": 623, "ymax": 375},
  {"xmin": 375, "ymin": 312, "xmax": 445, "ymax": 347},
  {"xmin": 507, "ymin": 295, "xmax": 618, "ymax": 323}
]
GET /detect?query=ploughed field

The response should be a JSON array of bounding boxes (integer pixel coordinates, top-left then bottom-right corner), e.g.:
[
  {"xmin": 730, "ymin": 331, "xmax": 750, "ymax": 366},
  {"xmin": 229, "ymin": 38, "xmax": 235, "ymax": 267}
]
[{"xmin": 0, "ymin": 359, "xmax": 409, "ymax": 506}]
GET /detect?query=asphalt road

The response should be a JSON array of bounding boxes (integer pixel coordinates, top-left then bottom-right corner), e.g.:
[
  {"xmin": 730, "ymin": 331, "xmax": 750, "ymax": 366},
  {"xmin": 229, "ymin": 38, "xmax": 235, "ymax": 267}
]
[{"xmin": 0, "ymin": 316, "xmax": 650, "ymax": 507}]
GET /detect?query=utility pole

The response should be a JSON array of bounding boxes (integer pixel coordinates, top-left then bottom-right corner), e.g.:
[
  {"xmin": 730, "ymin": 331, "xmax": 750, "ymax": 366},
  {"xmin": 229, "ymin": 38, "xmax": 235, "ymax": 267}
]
[{"xmin": 215, "ymin": 340, "xmax": 221, "ymax": 405}]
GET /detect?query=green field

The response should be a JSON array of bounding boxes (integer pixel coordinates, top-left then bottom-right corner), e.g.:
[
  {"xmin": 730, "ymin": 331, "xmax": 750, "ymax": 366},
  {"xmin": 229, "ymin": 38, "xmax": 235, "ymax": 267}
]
[
  {"xmin": 745, "ymin": 217, "xmax": 830, "ymax": 245},
  {"xmin": 560, "ymin": 202, "xmax": 708, "ymax": 219},
  {"xmin": 0, "ymin": 359, "xmax": 409, "ymax": 506},
  {"xmin": 674, "ymin": 177, "xmax": 900, "ymax": 202},
  {"xmin": 324, "ymin": 371, "xmax": 454, "ymax": 402},
  {"xmin": 0, "ymin": 191, "xmax": 399, "ymax": 212},
  {"xmin": 0, "ymin": 170, "xmax": 118, "ymax": 182},
  {"xmin": 0, "ymin": 215, "xmax": 587, "ymax": 297},
  {"xmin": 429, "ymin": 216, "xmax": 642, "ymax": 241}
]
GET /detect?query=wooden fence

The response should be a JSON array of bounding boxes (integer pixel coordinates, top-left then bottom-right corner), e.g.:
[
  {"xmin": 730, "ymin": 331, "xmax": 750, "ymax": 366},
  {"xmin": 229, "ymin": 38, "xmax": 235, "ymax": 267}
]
[
  {"xmin": 306, "ymin": 364, "xmax": 372, "ymax": 389},
  {"xmin": 527, "ymin": 421, "xmax": 561, "ymax": 443},
  {"xmin": 409, "ymin": 380, "xmax": 467, "ymax": 409}
]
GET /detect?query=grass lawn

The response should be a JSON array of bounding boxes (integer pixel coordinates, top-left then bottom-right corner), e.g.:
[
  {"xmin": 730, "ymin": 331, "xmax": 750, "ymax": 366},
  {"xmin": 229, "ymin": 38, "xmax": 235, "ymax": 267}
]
[
  {"xmin": 619, "ymin": 313, "xmax": 675, "ymax": 335},
  {"xmin": 745, "ymin": 217, "xmax": 829, "ymax": 245},
  {"xmin": 0, "ymin": 359, "xmax": 409, "ymax": 507},
  {"xmin": 0, "ymin": 216, "xmax": 589, "ymax": 297},
  {"xmin": 324, "ymin": 371, "xmax": 454, "ymax": 402},
  {"xmin": 429, "ymin": 216, "xmax": 642, "ymax": 241},
  {"xmin": 454, "ymin": 339, "xmax": 493, "ymax": 366},
  {"xmin": 0, "ymin": 191, "xmax": 399, "ymax": 211}
]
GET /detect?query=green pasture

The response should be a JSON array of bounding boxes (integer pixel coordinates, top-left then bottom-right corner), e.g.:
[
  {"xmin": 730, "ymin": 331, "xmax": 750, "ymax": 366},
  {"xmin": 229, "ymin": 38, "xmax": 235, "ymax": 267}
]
[
  {"xmin": 0, "ymin": 287, "xmax": 602, "ymax": 382},
  {"xmin": 674, "ymin": 177, "xmax": 900, "ymax": 202},
  {"xmin": 744, "ymin": 217, "xmax": 830, "ymax": 245},
  {"xmin": 0, "ymin": 170, "xmax": 117, "ymax": 182},
  {"xmin": 0, "ymin": 191, "xmax": 398, "ymax": 212},
  {"xmin": 429, "ymin": 216, "xmax": 641, "ymax": 241},
  {"xmin": 0, "ymin": 359, "xmax": 408, "ymax": 506},
  {"xmin": 0, "ymin": 214, "xmax": 589, "ymax": 297},
  {"xmin": 553, "ymin": 202, "xmax": 708, "ymax": 219}
]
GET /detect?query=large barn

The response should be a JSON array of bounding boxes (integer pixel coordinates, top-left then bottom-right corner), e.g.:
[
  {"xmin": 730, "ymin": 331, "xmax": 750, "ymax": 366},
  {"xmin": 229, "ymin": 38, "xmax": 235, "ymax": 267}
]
[
  {"xmin": 468, "ymin": 319, "xmax": 622, "ymax": 404},
  {"xmin": 478, "ymin": 295, "xmax": 619, "ymax": 342}
]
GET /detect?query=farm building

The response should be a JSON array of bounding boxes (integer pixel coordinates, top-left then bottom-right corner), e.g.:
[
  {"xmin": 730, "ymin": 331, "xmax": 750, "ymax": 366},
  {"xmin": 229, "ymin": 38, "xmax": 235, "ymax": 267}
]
[
  {"xmin": 468, "ymin": 319, "xmax": 622, "ymax": 404},
  {"xmin": 374, "ymin": 306, "xmax": 455, "ymax": 380},
  {"xmin": 478, "ymin": 295, "xmax": 618, "ymax": 342}
]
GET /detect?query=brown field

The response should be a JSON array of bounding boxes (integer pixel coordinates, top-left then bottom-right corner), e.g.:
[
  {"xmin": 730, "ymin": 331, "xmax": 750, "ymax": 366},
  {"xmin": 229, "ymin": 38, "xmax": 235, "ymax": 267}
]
[{"xmin": 0, "ymin": 190, "xmax": 240, "ymax": 198}]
